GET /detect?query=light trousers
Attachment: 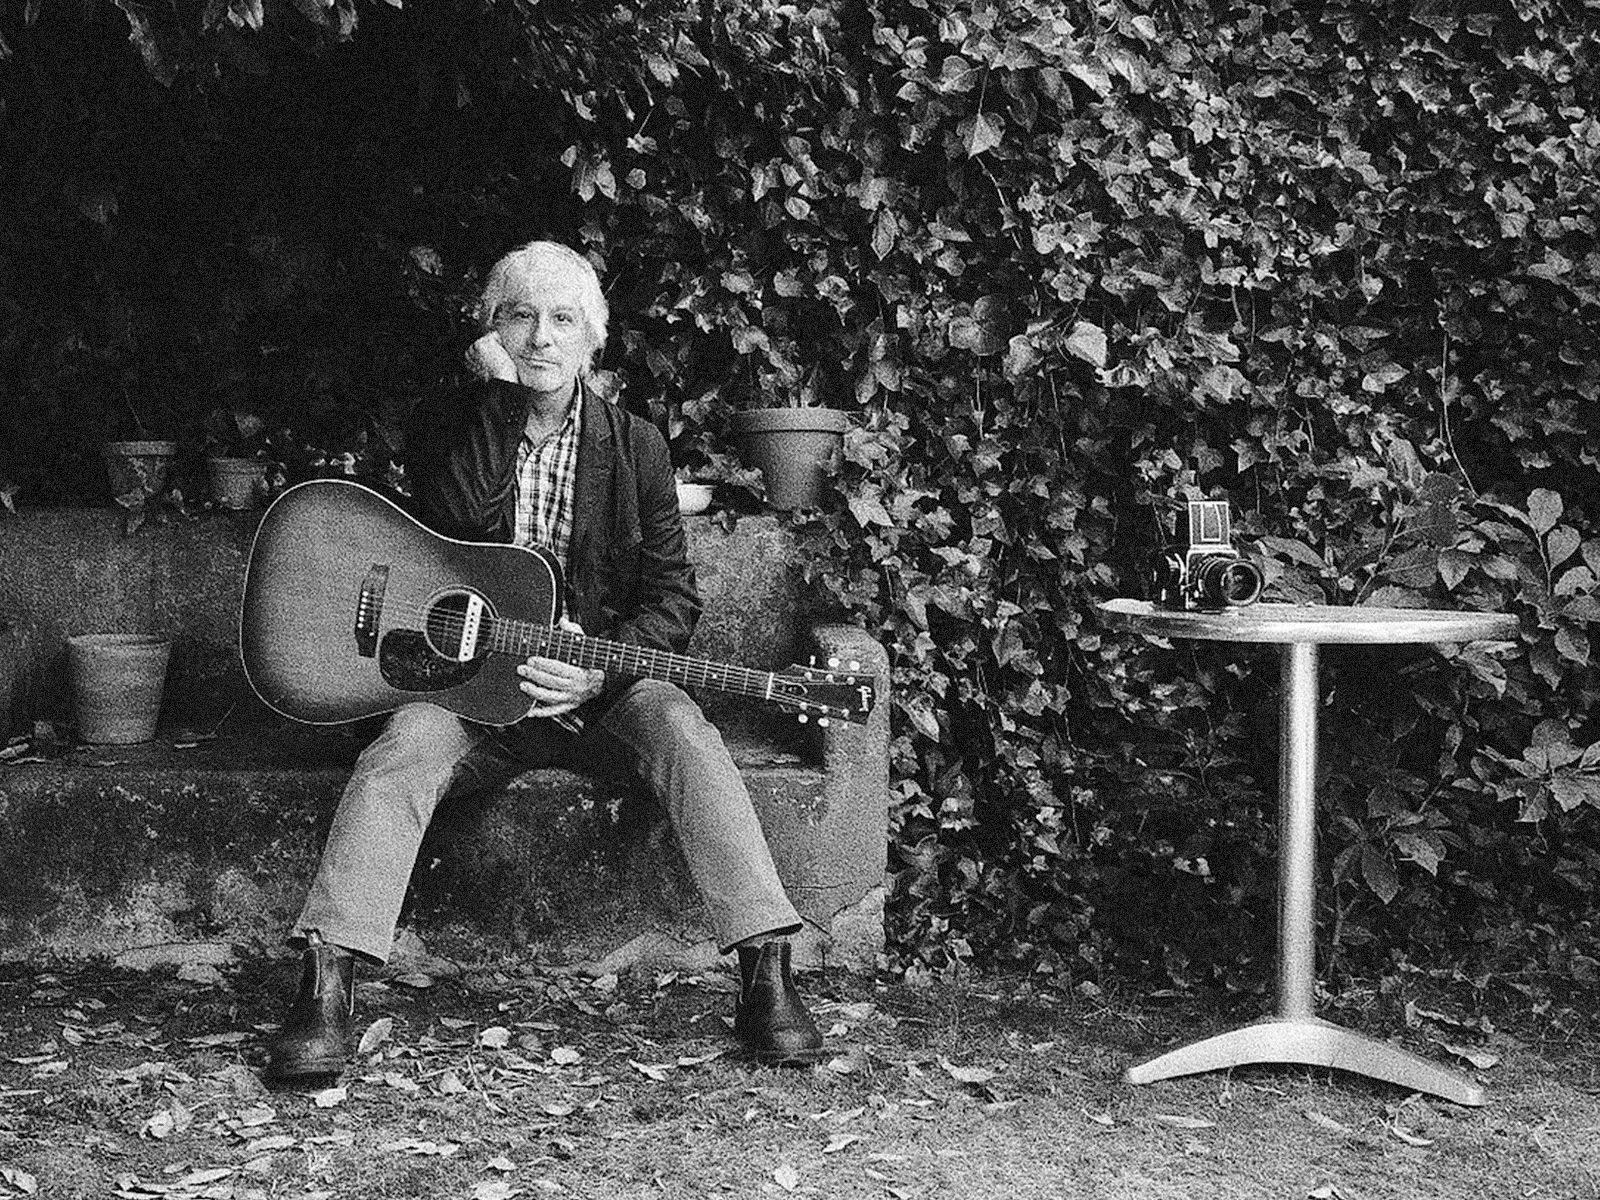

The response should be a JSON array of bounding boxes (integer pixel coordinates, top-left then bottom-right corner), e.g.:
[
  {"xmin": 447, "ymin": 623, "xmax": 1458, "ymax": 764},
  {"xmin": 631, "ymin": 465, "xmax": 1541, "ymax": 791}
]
[{"xmin": 293, "ymin": 680, "xmax": 802, "ymax": 963}]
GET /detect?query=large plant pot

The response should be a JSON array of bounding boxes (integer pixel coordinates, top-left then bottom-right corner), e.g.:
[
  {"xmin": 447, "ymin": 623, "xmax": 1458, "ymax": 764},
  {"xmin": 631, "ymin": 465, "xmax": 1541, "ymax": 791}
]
[
  {"xmin": 207, "ymin": 456, "xmax": 268, "ymax": 510},
  {"xmin": 67, "ymin": 633, "xmax": 171, "ymax": 744},
  {"xmin": 102, "ymin": 440, "xmax": 178, "ymax": 506},
  {"xmin": 729, "ymin": 407, "xmax": 848, "ymax": 511}
]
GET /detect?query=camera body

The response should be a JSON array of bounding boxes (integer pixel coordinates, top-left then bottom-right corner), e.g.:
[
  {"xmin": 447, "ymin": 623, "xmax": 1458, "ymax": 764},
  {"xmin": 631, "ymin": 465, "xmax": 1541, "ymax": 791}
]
[{"xmin": 1153, "ymin": 499, "xmax": 1265, "ymax": 611}]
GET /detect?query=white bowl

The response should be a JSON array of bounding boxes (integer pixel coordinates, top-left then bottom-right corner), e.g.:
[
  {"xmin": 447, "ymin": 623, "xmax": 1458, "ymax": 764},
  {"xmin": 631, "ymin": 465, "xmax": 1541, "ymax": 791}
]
[{"xmin": 676, "ymin": 482, "xmax": 714, "ymax": 515}]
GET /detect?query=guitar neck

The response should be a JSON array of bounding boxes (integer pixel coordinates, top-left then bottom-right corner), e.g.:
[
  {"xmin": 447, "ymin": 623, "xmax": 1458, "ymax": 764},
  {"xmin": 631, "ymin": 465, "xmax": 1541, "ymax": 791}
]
[{"xmin": 488, "ymin": 618, "xmax": 777, "ymax": 703}]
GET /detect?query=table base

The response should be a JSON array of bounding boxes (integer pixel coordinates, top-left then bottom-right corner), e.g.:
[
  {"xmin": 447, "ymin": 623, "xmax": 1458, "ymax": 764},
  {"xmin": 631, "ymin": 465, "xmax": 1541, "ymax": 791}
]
[{"xmin": 1124, "ymin": 1015, "xmax": 1487, "ymax": 1106}]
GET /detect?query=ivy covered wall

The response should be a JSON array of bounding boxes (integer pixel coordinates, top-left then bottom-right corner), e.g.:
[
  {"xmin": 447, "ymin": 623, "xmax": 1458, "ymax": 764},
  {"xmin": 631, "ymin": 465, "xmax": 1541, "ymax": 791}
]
[{"xmin": 2, "ymin": 0, "xmax": 1597, "ymax": 993}]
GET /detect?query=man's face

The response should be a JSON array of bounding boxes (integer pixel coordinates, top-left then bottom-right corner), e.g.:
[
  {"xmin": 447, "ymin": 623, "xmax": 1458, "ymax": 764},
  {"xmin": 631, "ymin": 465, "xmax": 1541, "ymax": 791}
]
[{"xmin": 491, "ymin": 258, "xmax": 598, "ymax": 398}]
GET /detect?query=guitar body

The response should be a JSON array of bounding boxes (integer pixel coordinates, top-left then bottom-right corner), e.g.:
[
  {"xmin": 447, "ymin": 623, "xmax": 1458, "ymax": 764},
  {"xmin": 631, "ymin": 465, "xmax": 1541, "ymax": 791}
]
[{"xmin": 241, "ymin": 479, "xmax": 559, "ymax": 725}]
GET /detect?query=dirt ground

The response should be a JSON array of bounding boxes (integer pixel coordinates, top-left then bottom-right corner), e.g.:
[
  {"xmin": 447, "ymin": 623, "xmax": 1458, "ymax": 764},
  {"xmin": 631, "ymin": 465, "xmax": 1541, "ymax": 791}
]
[{"xmin": 0, "ymin": 952, "xmax": 1596, "ymax": 1200}]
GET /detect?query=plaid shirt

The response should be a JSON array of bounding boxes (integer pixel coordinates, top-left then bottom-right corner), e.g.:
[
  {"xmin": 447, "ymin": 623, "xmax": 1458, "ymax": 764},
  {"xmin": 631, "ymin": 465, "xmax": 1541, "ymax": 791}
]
[
  {"xmin": 512, "ymin": 387, "xmax": 582, "ymax": 571},
  {"xmin": 513, "ymin": 387, "xmax": 584, "ymax": 730}
]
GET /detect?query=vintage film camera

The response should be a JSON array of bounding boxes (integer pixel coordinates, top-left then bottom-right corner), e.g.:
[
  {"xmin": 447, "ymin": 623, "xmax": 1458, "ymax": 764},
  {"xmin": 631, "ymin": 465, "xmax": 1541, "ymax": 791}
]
[{"xmin": 1153, "ymin": 499, "xmax": 1265, "ymax": 611}]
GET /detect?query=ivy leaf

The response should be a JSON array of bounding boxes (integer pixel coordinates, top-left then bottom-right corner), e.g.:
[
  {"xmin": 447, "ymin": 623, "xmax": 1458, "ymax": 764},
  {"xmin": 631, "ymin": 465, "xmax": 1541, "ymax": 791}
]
[
  {"xmin": 1380, "ymin": 546, "xmax": 1438, "ymax": 588},
  {"xmin": 948, "ymin": 310, "xmax": 1006, "ymax": 355},
  {"xmin": 1527, "ymin": 488, "xmax": 1563, "ymax": 535},
  {"xmin": 1361, "ymin": 362, "xmax": 1406, "ymax": 393},
  {"xmin": 1394, "ymin": 831, "xmax": 1445, "ymax": 875},
  {"xmin": 848, "ymin": 490, "xmax": 893, "ymax": 528},
  {"xmin": 872, "ymin": 209, "xmax": 899, "ymax": 260},
  {"xmin": 899, "ymin": 695, "xmax": 943, "ymax": 743},
  {"xmin": 1004, "ymin": 334, "xmax": 1044, "ymax": 380},
  {"xmin": 1063, "ymin": 321, "xmax": 1107, "ymax": 367},
  {"xmin": 1551, "ymin": 771, "xmax": 1600, "ymax": 812},
  {"xmin": 960, "ymin": 111, "xmax": 1005, "ymax": 157},
  {"xmin": 1362, "ymin": 847, "xmax": 1400, "ymax": 904},
  {"xmin": 1545, "ymin": 524, "xmax": 1580, "ymax": 566},
  {"xmin": 1554, "ymin": 625, "xmax": 1590, "ymax": 666}
]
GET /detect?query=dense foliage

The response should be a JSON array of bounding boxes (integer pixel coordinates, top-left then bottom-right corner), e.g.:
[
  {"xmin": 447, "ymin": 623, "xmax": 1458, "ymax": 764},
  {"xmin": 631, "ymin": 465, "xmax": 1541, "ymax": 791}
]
[{"xmin": 3, "ymin": 0, "xmax": 1598, "ymax": 993}]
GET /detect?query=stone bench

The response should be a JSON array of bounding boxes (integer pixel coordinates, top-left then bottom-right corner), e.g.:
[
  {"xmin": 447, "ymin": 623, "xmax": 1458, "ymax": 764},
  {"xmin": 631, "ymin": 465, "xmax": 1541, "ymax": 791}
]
[{"xmin": 0, "ymin": 505, "xmax": 888, "ymax": 974}]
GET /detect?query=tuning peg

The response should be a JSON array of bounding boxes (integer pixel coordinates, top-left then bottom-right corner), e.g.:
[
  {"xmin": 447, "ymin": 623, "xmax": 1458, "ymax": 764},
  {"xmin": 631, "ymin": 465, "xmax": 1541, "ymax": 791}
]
[
  {"xmin": 808, "ymin": 655, "xmax": 818, "ymax": 666},
  {"xmin": 796, "ymin": 713, "xmax": 808, "ymax": 724},
  {"xmin": 818, "ymin": 717, "xmax": 830, "ymax": 728},
  {"xmin": 849, "ymin": 660, "xmax": 861, "ymax": 670},
  {"xmin": 828, "ymin": 656, "xmax": 840, "ymax": 668}
]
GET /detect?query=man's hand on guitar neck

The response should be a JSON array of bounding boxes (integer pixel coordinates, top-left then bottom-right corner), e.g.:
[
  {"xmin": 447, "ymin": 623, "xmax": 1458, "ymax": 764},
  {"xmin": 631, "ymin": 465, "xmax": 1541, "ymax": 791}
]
[{"xmin": 518, "ymin": 617, "xmax": 607, "ymax": 720}]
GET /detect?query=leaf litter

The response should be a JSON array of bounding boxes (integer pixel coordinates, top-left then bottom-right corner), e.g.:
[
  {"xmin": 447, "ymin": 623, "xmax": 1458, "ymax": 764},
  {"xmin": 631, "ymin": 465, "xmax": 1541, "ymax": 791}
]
[{"xmin": 1, "ymin": 960, "xmax": 1596, "ymax": 1199}]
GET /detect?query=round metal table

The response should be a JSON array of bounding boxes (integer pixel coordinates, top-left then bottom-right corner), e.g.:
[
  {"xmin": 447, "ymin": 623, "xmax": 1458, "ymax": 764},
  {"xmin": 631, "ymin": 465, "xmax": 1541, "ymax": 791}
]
[{"xmin": 1097, "ymin": 599, "xmax": 1520, "ymax": 1106}]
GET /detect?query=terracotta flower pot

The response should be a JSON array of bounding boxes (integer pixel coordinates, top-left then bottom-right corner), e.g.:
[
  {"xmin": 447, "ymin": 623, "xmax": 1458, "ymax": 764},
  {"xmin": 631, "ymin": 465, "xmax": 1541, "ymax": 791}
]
[
  {"xmin": 207, "ymin": 456, "xmax": 268, "ymax": 510},
  {"xmin": 729, "ymin": 407, "xmax": 847, "ymax": 510},
  {"xmin": 67, "ymin": 633, "xmax": 171, "ymax": 744},
  {"xmin": 102, "ymin": 440, "xmax": 178, "ymax": 505}
]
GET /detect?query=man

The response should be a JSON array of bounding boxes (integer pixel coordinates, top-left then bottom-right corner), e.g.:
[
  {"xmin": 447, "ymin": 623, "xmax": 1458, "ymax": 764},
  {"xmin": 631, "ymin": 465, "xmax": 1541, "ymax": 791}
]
[{"xmin": 264, "ymin": 240, "xmax": 822, "ymax": 1080}]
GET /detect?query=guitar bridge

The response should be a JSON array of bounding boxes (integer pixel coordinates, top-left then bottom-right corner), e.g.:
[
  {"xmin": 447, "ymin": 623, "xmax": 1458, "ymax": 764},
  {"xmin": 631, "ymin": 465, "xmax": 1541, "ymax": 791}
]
[{"xmin": 355, "ymin": 564, "xmax": 389, "ymax": 658}]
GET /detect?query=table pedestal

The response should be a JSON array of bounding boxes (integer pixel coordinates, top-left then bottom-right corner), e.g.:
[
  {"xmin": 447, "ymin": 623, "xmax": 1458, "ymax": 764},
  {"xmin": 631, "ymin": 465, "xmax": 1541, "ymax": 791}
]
[{"xmin": 1123, "ymin": 642, "xmax": 1487, "ymax": 1106}]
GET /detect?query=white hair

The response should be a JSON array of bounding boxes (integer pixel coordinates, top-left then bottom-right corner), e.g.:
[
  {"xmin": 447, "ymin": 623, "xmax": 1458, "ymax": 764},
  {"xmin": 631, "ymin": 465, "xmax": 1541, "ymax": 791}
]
[{"xmin": 478, "ymin": 241, "xmax": 609, "ymax": 368}]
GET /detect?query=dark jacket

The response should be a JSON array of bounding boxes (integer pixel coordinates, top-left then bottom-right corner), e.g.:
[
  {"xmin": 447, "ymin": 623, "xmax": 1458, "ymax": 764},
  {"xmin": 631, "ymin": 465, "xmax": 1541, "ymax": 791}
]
[{"xmin": 407, "ymin": 379, "xmax": 702, "ymax": 667}]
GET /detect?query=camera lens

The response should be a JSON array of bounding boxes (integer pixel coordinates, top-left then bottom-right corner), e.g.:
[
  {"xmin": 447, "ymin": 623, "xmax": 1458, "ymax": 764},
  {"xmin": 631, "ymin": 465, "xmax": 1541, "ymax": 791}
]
[{"xmin": 1193, "ymin": 555, "xmax": 1264, "ymax": 607}]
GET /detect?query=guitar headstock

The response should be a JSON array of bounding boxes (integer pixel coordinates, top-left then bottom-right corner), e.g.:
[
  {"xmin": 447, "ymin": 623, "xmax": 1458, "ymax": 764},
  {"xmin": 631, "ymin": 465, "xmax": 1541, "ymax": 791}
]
[{"xmin": 769, "ymin": 657, "xmax": 879, "ymax": 727}]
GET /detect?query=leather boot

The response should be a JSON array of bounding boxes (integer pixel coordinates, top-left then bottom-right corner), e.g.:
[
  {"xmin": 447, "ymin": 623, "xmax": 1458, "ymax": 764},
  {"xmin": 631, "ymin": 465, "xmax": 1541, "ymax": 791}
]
[
  {"xmin": 264, "ymin": 933, "xmax": 355, "ymax": 1082},
  {"xmin": 734, "ymin": 940, "xmax": 823, "ymax": 1067}
]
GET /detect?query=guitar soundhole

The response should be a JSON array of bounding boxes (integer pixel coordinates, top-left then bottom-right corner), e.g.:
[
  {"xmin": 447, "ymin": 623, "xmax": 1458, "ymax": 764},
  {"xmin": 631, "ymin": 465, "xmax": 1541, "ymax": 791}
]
[{"xmin": 423, "ymin": 590, "xmax": 490, "ymax": 661}]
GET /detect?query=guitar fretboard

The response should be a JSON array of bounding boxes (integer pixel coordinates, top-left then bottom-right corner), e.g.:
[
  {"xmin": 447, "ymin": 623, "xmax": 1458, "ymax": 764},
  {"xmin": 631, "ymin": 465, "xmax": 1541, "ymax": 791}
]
[{"xmin": 486, "ymin": 618, "xmax": 777, "ymax": 702}]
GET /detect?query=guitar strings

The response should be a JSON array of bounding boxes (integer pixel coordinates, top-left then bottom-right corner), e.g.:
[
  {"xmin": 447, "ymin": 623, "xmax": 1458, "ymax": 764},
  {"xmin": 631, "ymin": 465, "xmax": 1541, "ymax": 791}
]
[{"xmin": 379, "ymin": 602, "xmax": 794, "ymax": 697}]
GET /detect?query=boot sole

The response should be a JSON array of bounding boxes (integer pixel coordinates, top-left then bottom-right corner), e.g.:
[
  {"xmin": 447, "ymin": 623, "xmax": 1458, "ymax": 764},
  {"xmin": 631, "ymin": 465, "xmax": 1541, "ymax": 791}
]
[
  {"xmin": 748, "ymin": 1044, "xmax": 826, "ymax": 1068},
  {"xmin": 264, "ymin": 1057, "xmax": 347, "ymax": 1084}
]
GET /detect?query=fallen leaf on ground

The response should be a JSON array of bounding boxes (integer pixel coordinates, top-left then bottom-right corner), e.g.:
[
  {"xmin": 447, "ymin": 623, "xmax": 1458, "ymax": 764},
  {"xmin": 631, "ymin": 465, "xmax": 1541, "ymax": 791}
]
[
  {"xmin": 773, "ymin": 1163, "xmax": 799, "ymax": 1191},
  {"xmin": 185, "ymin": 1031, "xmax": 248, "ymax": 1047},
  {"xmin": 1151, "ymin": 1114, "xmax": 1215, "ymax": 1130},
  {"xmin": 1442, "ymin": 1042, "xmax": 1500, "ymax": 1070},
  {"xmin": 937, "ymin": 1056, "xmax": 996, "ymax": 1085},
  {"xmin": 1387, "ymin": 1123, "xmax": 1433, "ymax": 1147},
  {"xmin": 1304, "ymin": 1109, "xmax": 1353, "ymax": 1135},
  {"xmin": 479, "ymin": 1026, "xmax": 512, "ymax": 1049},
  {"xmin": 379, "ymin": 1138, "xmax": 461, "ymax": 1157},
  {"xmin": 358, "ymin": 1017, "xmax": 394, "ymax": 1054},
  {"xmin": 311, "ymin": 1085, "xmax": 347, "ymax": 1108},
  {"xmin": 823, "ymin": 1133, "xmax": 860, "ymax": 1153},
  {"xmin": 486, "ymin": 1156, "xmax": 516, "ymax": 1172},
  {"xmin": 676, "ymin": 1049, "xmax": 725, "ymax": 1067},
  {"xmin": 470, "ymin": 1182, "xmax": 520, "ymax": 1200},
  {"xmin": 0, "ymin": 1166, "xmax": 38, "ymax": 1195},
  {"xmin": 170, "ymin": 1167, "xmax": 234, "ymax": 1188},
  {"xmin": 1084, "ymin": 1108, "xmax": 1115, "ymax": 1127},
  {"xmin": 392, "ymin": 972, "xmax": 434, "ymax": 988},
  {"xmin": 244, "ymin": 1133, "xmax": 297, "ymax": 1154},
  {"xmin": 629, "ymin": 1059, "xmax": 674, "ymax": 1081},
  {"xmin": 824, "ymin": 1046, "xmax": 869, "ymax": 1075},
  {"xmin": 550, "ymin": 1046, "xmax": 582, "ymax": 1065},
  {"xmin": 139, "ymin": 1101, "xmax": 193, "ymax": 1140}
]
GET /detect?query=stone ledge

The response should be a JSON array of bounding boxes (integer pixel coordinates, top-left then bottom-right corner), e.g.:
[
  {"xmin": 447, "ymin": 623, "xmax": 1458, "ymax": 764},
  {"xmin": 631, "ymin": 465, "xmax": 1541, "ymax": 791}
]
[{"xmin": 0, "ymin": 723, "xmax": 884, "ymax": 972}]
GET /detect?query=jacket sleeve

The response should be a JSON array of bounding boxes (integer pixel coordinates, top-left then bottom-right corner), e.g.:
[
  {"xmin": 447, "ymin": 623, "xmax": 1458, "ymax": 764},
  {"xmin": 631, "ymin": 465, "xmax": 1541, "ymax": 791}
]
[{"xmin": 600, "ymin": 419, "xmax": 701, "ymax": 655}]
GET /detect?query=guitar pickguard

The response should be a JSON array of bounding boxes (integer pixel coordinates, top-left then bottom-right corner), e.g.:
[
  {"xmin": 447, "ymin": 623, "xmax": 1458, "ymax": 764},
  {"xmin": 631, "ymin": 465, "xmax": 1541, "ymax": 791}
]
[{"xmin": 379, "ymin": 630, "xmax": 486, "ymax": 693}]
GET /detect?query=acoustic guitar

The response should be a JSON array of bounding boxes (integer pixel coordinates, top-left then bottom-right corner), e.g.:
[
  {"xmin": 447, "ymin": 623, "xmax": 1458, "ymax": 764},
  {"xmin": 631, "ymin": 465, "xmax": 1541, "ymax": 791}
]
[{"xmin": 239, "ymin": 480, "xmax": 877, "ymax": 728}]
